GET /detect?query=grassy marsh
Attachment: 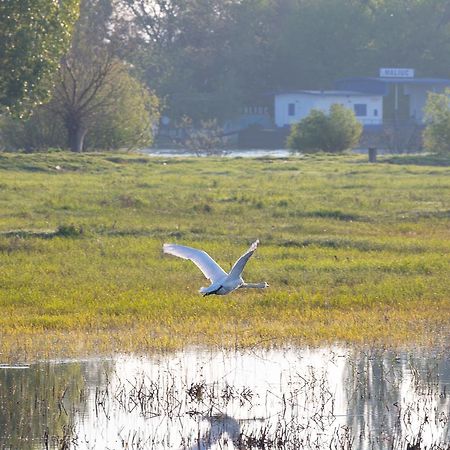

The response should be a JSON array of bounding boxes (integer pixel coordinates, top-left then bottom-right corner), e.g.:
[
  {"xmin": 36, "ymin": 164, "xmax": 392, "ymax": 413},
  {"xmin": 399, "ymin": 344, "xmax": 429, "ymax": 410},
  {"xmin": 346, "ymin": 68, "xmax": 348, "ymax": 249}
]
[{"xmin": 0, "ymin": 152, "xmax": 449, "ymax": 360}]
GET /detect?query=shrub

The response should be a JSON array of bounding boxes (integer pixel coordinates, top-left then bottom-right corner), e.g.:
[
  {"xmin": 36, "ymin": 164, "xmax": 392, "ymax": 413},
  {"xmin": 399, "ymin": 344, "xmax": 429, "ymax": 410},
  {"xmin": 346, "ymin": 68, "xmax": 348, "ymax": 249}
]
[
  {"xmin": 287, "ymin": 104, "xmax": 362, "ymax": 153},
  {"xmin": 179, "ymin": 116, "xmax": 226, "ymax": 156},
  {"xmin": 423, "ymin": 89, "xmax": 450, "ymax": 155},
  {"xmin": 0, "ymin": 107, "xmax": 66, "ymax": 152}
]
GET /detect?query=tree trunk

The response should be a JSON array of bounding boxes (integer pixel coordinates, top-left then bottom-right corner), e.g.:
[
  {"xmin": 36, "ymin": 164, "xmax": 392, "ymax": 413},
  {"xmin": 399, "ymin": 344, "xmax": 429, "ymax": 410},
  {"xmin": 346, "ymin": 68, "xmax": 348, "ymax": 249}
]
[{"xmin": 67, "ymin": 119, "xmax": 87, "ymax": 152}]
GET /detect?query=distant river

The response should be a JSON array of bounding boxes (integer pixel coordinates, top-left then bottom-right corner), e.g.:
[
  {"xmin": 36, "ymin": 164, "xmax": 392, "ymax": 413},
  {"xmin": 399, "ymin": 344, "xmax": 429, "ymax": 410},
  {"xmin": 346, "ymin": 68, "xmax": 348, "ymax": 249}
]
[
  {"xmin": 140, "ymin": 148, "xmax": 292, "ymax": 158},
  {"xmin": 140, "ymin": 148, "xmax": 398, "ymax": 158}
]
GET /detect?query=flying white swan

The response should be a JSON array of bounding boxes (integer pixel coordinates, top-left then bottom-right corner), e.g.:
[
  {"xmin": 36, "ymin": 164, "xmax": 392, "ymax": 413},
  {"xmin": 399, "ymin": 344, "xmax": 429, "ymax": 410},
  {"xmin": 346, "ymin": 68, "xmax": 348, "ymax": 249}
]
[{"xmin": 163, "ymin": 240, "xmax": 269, "ymax": 296}]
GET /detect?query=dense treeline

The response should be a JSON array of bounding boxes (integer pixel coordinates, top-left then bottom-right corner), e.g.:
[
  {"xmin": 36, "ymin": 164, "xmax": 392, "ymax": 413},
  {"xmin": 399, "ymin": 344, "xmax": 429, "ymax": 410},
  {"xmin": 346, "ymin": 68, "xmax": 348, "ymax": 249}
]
[
  {"xmin": 2, "ymin": 0, "xmax": 450, "ymax": 150},
  {"xmin": 116, "ymin": 0, "xmax": 450, "ymax": 121}
]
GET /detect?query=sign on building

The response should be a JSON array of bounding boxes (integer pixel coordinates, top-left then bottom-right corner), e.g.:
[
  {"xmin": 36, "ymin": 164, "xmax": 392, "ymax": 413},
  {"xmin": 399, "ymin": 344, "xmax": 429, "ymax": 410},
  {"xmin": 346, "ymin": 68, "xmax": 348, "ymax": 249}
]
[{"xmin": 379, "ymin": 68, "xmax": 415, "ymax": 78}]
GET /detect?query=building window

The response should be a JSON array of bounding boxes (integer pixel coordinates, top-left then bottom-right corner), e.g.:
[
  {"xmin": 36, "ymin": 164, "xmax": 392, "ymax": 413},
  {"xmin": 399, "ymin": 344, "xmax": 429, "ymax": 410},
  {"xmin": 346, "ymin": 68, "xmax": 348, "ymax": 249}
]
[
  {"xmin": 288, "ymin": 103, "xmax": 296, "ymax": 116},
  {"xmin": 354, "ymin": 104, "xmax": 367, "ymax": 117},
  {"xmin": 373, "ymin": 109, "xmax": 378, "ymax": 117}
]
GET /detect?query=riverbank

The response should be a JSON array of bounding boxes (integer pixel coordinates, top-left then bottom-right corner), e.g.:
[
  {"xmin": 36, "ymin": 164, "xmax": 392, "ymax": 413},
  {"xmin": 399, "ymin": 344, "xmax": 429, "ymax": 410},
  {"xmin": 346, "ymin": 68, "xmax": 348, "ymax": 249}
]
[{"xmin": 0, "ymin": 151, "xmax": 449, "ymax": 361}]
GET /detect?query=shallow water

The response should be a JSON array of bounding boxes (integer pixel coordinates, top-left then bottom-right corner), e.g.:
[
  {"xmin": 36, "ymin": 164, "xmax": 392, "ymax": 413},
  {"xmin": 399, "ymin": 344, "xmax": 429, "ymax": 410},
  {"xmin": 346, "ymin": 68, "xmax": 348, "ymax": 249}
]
[{"xmin": 0, "ymin": 346, "xmax": 449, "ymax": 449}]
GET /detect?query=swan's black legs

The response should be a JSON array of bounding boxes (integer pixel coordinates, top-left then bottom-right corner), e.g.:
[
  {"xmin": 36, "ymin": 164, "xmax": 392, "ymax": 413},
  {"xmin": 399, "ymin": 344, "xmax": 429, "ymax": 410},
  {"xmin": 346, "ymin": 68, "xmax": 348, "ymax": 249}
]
[{"xmin": 203, "ymin": 285, "xmax": 223, "ymax": 296}]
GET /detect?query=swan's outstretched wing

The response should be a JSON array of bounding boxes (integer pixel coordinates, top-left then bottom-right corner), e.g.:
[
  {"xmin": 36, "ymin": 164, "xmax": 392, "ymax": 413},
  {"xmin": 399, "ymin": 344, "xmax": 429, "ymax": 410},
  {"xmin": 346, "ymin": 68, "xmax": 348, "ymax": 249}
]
[
  {"xmin": 163, "ymin": 243, "xmax": 228, "ymax": 283},
  {"xmin": 228, "ymin": 240, "xmax": 259, "ymax": 280}
]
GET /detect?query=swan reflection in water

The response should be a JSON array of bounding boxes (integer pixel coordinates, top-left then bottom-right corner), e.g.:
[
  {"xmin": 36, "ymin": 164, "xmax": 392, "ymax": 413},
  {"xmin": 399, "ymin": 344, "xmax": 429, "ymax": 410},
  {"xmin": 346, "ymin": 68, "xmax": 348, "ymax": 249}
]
[{"xmin": 184, "ymin": 413, "xmax": 244, "ymax": 450}]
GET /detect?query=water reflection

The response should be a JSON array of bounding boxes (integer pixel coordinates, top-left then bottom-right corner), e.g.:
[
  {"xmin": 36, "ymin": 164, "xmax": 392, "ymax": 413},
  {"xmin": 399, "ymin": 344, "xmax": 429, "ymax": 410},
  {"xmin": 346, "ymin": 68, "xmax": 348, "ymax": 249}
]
[
  {"xmin": 345, "ymin": 349, "xmax": 450, "ymax": 449},
  {"xmin": 0, "ymin": 359, "xmax": 113, "ymax": 449},
  {"xmin": 180, "ymin": 414, "xmax": 242, "ymax": 450},
  {"xmin": 0, "ymin": 347, "xmax": 448, "ymax": 449}
]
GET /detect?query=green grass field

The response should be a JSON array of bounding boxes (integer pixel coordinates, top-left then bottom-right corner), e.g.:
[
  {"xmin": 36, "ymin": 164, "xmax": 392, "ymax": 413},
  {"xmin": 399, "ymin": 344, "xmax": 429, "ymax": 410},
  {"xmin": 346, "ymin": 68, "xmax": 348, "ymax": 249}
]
[{"xmin": 0, "ymin": 151, "xmax": 449, "ymax": 361}]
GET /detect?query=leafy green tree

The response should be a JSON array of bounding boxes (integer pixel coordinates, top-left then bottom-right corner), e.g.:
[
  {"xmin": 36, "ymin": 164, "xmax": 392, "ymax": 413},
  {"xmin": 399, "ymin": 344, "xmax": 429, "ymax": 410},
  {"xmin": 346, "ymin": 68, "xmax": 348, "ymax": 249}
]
[
  {"xmin": 0, "ymin": 0, "xmax": 80, "ymax": 115},
  {"xmin": 423, "ymin": 89, "xmax": 450, "ymax": 155},
  {"xmin": 287, "ymin": 104, "xmax": 362, "ymax": 153}
]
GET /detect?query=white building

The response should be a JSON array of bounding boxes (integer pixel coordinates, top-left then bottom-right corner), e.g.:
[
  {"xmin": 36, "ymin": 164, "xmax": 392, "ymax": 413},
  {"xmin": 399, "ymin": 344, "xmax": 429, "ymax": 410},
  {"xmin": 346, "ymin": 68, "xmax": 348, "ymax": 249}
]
[
  {"xmin": 335, "ymin": 76, "xmax": 450, "ymax": 124},
  {"xmin": 274, "ymin": 90, "xmax": 383, "ymax": 128}
]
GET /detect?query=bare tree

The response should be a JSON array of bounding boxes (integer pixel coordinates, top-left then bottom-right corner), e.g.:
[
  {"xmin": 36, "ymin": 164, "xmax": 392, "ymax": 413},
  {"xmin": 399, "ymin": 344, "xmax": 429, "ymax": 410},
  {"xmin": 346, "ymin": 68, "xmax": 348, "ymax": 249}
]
[{"xmin": 51, "ymin": 46, "xmax": 119, "ymax": 152}]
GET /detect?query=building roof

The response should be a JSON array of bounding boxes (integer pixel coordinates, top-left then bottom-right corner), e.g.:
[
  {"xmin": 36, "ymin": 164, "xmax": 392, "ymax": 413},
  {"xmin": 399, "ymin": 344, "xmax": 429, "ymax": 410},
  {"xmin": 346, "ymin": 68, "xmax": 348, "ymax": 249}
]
[
  {"xmin": 335, "ymin": 77, "xmax": 450, "ymax": 95},
  {"xmin": 337, "ymin": 76, "xmax": 450, "ymax": 85},
  {"xmin": 275, "ymin": 89, "xmax": 379, "ymax": 97}
]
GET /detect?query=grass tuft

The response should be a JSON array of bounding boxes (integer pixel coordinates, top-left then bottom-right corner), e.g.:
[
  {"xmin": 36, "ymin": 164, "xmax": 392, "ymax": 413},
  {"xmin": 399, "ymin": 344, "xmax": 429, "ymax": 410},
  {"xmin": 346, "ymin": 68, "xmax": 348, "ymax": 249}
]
[{"xmin": 55, "ymin": 224, "xmax": 83, "ymax": 237}]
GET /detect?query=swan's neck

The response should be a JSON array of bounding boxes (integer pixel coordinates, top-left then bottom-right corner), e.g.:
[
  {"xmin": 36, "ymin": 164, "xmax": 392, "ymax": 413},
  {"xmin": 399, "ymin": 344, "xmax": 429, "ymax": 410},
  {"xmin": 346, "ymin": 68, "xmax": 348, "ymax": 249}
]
[{"xmin": 241, "ymin": 282, "xmax": 268, "ymax": 289}]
